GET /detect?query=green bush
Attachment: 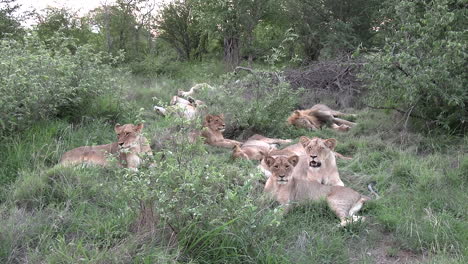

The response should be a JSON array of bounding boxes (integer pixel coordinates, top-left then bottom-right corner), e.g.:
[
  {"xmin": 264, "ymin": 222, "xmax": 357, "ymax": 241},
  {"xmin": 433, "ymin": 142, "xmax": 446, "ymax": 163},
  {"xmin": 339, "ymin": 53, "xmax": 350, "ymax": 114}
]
[
  {"xmin": 359, "ymin": 0, "xmax": 467, "ymax": 131},
  {"xmin": 202, "ymin": 71, "xmax": 303, "ymax": 138},
  {"xmin": 0, "ymin": 33, "xmax": 129, "ymax": 137}
]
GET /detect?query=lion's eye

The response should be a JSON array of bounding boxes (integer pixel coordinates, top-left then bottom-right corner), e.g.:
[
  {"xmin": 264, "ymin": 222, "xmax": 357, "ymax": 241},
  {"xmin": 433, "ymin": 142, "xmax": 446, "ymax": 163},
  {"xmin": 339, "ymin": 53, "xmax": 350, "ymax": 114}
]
[
  {"xmin": 274, "ymin": 165, "xmax": 279, "ymax": 169},
  {"xmin": 285, "ymin": 165, "xmax": 289, "ymax": 169}
]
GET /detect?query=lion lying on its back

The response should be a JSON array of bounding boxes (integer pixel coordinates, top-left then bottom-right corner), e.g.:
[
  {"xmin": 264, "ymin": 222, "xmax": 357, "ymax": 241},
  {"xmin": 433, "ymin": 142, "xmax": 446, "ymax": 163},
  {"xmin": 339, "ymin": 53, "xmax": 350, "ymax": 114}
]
[
  {"xmin": 287, "ymin": 104, "xmax": 356, "ymax": 132},
  {"xmin": 59, "ymin": 123, "xmax": 152, "ymax": 170},
  {"xmin": 154, "ymin": 96, "xmax": 204, "ymax": 121}
]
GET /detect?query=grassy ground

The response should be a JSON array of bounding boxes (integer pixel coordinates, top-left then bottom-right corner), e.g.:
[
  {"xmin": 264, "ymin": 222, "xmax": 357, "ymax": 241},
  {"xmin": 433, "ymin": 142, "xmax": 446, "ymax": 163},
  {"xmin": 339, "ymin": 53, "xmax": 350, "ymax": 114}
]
[{"xmin": 0, "ymin": 63, "xmax": 466, "ymax": 263}]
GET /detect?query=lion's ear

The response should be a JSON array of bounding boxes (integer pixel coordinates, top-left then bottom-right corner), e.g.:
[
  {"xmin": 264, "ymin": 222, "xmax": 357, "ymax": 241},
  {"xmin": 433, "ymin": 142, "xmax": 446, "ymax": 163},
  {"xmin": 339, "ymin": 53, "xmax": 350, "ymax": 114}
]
[
  {"xmin": 324, "ymin": 138, "xmax": 337, "ymax": 150},
  {"xmin": 205, "ymin": 114, "xmax": 213, "ymax": 123},
  {"xmin": 219, "ymin": 113, "xmax": 224, "ymax": 119},
  {"xmin": 232, "ymin": 144, "xmax": 241, "ymax": 151},
  {"xmin": 264, "ymin": 156, "xmax": 276, "ymax": 167},
  {"xmin": 135, "ymin": 123, "xmax": 144, "ymax": 132},
  {"xmin": 299, "ymin": 136, "xmax": 310, "ymax": 147},
  {"xmin": 114, "ymin": 123, "xmax": 122, "ymax": 133},
  {"xmin": 288, "ymin": 155, "xmax": 299, "ymax": 167}
]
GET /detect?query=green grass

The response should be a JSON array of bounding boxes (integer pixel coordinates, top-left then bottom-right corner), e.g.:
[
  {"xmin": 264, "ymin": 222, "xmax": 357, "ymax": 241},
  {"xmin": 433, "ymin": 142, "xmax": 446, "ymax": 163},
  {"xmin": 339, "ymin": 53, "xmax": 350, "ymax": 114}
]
[{"xmin": 0, "ymin": 62, "xmax": 466, "ymax": 263}]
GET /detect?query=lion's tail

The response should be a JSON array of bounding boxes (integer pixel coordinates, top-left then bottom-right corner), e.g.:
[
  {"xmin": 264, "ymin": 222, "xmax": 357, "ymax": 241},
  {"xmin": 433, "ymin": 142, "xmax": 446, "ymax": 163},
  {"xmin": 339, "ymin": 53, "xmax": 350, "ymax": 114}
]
[{"xmin": 367, "ymin": 182, "xmax": 380, "ymax": 199}]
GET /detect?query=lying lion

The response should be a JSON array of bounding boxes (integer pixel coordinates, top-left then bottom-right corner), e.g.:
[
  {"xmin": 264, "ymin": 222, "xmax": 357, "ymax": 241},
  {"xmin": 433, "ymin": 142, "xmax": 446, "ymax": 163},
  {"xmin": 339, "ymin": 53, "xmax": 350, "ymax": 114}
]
[
  {"xmin": 263, "ymin": 154, "xmax": 370, "ymax": 226},
  {"xmin": 177, "ymin": 83, "xmax": 213, "ymax": 97},
  {"xmin": 287, "ymin": 104, "xmax": 356, "ymax": 132},
  {"xmin": 154, "ymin": 95, "xmax": 205, "ymax": 121},
  {"xmin": 59, "ymin": 123, "xmax": 152, "ymax": 170},
  {"xmin": 232, "ymin": 134, "xmax": 292, "ymax": 160},
  {"xmin": 258, "ymin": 136, "xmax": 348, "ymax": 186},
  {"xmin": 190, "ymin": 114, "xmax": 242, "ymax": 148}
]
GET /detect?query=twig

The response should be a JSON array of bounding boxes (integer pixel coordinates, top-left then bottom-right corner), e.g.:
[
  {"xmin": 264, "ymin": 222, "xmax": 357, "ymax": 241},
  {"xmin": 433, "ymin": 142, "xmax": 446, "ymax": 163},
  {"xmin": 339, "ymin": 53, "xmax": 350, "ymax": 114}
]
[
  {"xmin": 363, "ymin": 104, "xmax": 429, "ymax": 121},
  {"xmin": 234, "ymin": 66, "xmax": 254, "ymax": 74}
]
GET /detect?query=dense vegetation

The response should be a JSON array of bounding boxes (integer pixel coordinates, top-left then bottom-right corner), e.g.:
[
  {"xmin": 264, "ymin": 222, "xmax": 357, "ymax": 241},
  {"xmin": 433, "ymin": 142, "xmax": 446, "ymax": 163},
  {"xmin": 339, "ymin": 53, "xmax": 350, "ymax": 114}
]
[{"xmin": 0, "ymin": 0, "xmax": 466, "ymax": 263}]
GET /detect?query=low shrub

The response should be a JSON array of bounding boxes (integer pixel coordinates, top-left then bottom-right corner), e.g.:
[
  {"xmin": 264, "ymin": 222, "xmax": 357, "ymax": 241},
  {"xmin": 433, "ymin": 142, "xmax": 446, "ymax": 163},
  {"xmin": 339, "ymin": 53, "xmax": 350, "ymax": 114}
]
[
  {"xmin": 0, "ymin": 33, "xmax": 129, "ymax": 137},
  {"xmin": 199, "ymin": 71, "xmax": 303, "ymax": 139}
]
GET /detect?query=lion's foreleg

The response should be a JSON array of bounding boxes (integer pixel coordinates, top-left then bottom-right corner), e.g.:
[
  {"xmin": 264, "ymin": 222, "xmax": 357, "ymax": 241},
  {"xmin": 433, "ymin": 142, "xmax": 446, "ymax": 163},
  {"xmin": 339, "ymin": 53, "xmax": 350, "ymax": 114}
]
[{"xmin": 333, "ymin": 117, "xmax": 356, "ymax": 127}]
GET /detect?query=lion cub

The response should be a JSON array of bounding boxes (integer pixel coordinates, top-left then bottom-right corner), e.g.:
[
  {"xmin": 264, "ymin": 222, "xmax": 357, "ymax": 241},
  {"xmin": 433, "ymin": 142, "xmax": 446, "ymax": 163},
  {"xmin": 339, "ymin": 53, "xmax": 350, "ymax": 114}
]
[
  {"xmin": 264, "ymin": 155, "xmax": 370, "ymax": 226},
  {"xmin": 59, "ymin": 123, "xmax": 152, "ymax": 170},
  {"xmin": 190, "ymin": 114, "xmax": 242, "ymax": 148}
]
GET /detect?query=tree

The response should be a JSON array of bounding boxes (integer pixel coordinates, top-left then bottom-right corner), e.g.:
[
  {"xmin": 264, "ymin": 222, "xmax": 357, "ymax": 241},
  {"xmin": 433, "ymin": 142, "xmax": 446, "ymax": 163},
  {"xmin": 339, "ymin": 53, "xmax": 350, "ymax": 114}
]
[
  {"xmin": 35, "ymin": 7, "xmax": 95, "ymax": 50},
  {"xmin": 0, "ymin": 0, "xmax": 23, "ymax": 39},
  {"xmin": 89, "ymin": 0, "xmax": 156, "ymax": 61},
  {"xmin": 194, "ymin": 0, "xmax": 274, "ymax": 69},
  {"xmin": 360, "ymin": 0, "xmax": 467, "ymax": 131},
  {"xmin": 285, "ymin": 0, "xmax": 383, "ymax": 61},
  {"xmin": 156, "ymin": 0, "xmax": 202, "ymax": 61}
]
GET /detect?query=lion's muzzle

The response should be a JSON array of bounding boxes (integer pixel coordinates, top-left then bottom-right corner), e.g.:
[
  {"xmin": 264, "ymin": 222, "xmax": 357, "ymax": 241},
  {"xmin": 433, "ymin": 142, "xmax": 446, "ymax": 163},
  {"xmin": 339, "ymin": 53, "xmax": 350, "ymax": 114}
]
[{"xmin": 309, "ymin": 157, "xmax": 322, "ymax": 168}]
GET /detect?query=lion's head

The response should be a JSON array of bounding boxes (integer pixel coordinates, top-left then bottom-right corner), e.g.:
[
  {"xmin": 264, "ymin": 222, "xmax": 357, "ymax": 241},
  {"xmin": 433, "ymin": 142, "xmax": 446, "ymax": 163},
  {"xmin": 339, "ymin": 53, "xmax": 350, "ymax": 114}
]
[
  {"xmin": 264, "ymin": 155, "xmax": 299, "ymax": 185},
  {"xmin": 204, "ymin": 114, "xmax": 226, "ymax": 132},
  {"xmin": 114, "ymin": 123, "xmax": 144, "ymax": 149},
  {"xmin": 299, "ymin": 136, "xmax": 337, "ymax": 169},
  {"xmin": 287, "ymin": 110, "xmax": 321, "ymax": 130}
]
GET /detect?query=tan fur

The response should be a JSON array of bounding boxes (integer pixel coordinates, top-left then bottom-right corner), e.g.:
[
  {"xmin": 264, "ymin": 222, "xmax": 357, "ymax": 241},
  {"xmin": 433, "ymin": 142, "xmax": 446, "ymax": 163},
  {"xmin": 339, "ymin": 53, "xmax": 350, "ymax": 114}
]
[
  {"xmin": 190, "ymin": 114, "xmax": 242, "ymax": 148},
  {"xmin": 259, "ymin": 137, "xmax": 348, "ymax": 186},
  {"xmin": 59, "ymin": 123, "xmax": 152, "ymax": 170},
  {"xmin": 231, "ymin": 134, "xmax": 291, "ymax": 160},
  {"xmin": 154, "ymin": 96, "xmax": 203, "ymax": 121},
  {"xmin": 299, "ymin": 136, "xmax": 345, "ymax": 186},
  {"xmin": 264, "ymin": 155, "xmax": 370, "ymax": 226},
  {"xmin": 258, "ymin": 142, "xmax": 309, "ymax": 179},
  {"xmin": 287, "ymin": 104, "xmax": 356, "ymax": 132},
  {"xmin": 177, "ymin": 83, "xmax": 213, "ymax": 97}
]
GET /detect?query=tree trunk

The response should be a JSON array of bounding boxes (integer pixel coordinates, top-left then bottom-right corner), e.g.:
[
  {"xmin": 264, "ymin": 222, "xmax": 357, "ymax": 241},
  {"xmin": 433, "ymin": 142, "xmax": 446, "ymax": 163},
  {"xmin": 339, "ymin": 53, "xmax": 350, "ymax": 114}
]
[
  {"xmin": 304, "ymin": 36, "xmax": 322, "ymax": 61},
  {"xmin": 224, "ymin": 36, "xmax": 240, "ymax": 70},
  {"xmin": 104, "ymin": 5, "xmax": 112, "ymax": 52}
]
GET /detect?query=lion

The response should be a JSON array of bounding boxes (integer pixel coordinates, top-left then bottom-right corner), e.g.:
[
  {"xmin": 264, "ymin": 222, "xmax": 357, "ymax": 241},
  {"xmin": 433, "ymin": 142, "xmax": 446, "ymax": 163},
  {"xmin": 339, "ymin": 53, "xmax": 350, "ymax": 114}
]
[
  {"xmin": 258, "ymin": 137, "xmax": 348, "ymax": 186},
  {"xmin": 232, "ymin": 134, "xmax": 291, "ymax": 160},
  {"xmin": 287, "ymin": 104, "xmax": 356, "ymax": 132},
  {"xmin": 59, "ymin": 123, "xmax": 152, "ymax": 170},
  {"xmin": 154, "ymin": 96, "xmax": 204, "ymax": 121},
  {"xmin": 177, "ymin": 83, "xmax": 213, "ymax": 97},
  {"xmin": 299, "ymin": 136, "xmax": 345, "ymax": 186},
  {"xmin": 263, "ymin": 155, "xmax": 370, "ymax": 226},
  {"xmin": 189, "ymin": 114, "xmax": 242, "ymax": 148}
]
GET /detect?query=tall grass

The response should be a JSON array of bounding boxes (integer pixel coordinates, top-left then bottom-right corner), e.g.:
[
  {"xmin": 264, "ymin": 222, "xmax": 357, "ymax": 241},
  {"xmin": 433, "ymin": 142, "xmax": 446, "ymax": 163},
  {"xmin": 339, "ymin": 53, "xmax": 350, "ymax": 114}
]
[{"xmin": 0, "ymin": 63, "xmax": 466, "ymax": 263}]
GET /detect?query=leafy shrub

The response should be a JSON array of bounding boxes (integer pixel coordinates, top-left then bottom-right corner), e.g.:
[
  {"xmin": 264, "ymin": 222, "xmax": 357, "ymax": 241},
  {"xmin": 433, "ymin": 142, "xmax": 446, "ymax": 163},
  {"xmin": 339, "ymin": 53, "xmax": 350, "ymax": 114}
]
[
  {"xmin": 201, "ymin": 71, "xmax": 303, "ymax": 138},
  {"xmin": 0, "ymin": 33, "xmax": 129, "ymax": 137},
  {"xmin": 360, "ymin": 0, "xmax": 467, "ymax": 131}
]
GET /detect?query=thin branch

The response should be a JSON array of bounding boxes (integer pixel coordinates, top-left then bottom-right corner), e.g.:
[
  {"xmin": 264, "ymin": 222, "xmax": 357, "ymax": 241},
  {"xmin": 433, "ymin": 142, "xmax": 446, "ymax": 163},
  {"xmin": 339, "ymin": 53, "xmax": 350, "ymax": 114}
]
[{"xmin": 363, "ymin": 103, "xmax": 429, "ymax": 121}]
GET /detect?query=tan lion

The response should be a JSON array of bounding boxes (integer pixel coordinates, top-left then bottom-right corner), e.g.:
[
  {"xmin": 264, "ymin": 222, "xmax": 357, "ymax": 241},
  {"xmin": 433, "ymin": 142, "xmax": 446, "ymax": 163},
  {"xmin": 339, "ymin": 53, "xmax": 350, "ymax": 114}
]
[
  {"xmin": 258, "ymin": 137, "xmax": 348, "ymax": 186},
  {"xmin": 299, "ymin": 136, "xmax": 345, "ymax": 186},
  {"xmin": 59, "ymin": 123, "xmax": 152, "ymax": 170},
  {"xmin": 177, "ymin": 83, "xmax": 213, "ymax": 97},
  {"xmin": 189, "ymin": 114, "xmax": 242, "ymax": 148},
  {"xmin": 232, "ymin": 134, "xmax": 291, "ymax": 160},
  {"xmin": 263, "ymin": 155, "xmax": 370, "ymax": 226},
  {"xmin": 154, "ymin": 96, "xmax": 203, "ymax": 121},
  {"xmin": 287, "ymin": 104, "xmax": 356, "ymax": 132}
]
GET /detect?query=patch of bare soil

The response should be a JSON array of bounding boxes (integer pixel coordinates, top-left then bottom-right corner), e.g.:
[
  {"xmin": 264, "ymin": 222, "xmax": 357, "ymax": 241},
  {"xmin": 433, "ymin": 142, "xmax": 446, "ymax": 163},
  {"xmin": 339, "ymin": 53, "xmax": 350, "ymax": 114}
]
[{"xmin": 349, "ymin": 229, "xmax": 428, "ymax": 264}]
